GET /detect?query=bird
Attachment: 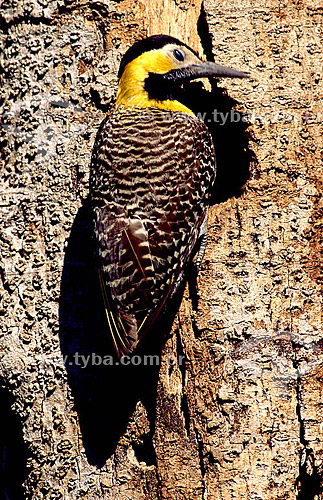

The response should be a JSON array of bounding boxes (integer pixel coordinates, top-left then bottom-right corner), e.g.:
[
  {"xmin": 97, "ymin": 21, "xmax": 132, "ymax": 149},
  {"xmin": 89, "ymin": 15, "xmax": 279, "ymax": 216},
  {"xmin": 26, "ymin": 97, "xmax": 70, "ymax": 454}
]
[{"xmin": 90, "ymin": 34, "xmax": 249, "ymax": 358}]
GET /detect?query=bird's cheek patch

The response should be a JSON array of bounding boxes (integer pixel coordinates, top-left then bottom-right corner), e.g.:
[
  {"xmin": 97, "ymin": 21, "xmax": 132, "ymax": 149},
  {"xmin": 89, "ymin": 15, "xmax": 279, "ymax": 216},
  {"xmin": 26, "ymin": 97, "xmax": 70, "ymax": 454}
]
[{"xmin": 138, "ymin": 50, "xmax": 175, "ymax": 75}]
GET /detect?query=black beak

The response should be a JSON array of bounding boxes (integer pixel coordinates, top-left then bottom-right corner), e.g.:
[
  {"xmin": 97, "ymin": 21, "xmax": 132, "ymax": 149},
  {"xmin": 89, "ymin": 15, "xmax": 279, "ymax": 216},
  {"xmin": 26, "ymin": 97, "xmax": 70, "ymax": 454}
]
[
  {"xmin": 145, "ymin": 61, "xmax": 250, "ymax": 101},
  {"xmin": 163, "ymin": 62, "xmax": 250, "ymax": 83}
]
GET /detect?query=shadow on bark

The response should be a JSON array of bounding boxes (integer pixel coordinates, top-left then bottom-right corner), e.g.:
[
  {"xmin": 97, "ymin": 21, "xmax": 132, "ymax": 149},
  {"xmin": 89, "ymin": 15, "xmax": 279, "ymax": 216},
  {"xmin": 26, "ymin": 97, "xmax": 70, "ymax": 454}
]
[
  {"xmin": 0, "ymin": 387, "xmax": 28, "ymax": 499},
  {"xmin": 59, "ymin": 200, "xmax": 168, "ymax": 466},
  {"xmin": 181, "ymin": 80, "xmax": 254, "ymax": 203}
]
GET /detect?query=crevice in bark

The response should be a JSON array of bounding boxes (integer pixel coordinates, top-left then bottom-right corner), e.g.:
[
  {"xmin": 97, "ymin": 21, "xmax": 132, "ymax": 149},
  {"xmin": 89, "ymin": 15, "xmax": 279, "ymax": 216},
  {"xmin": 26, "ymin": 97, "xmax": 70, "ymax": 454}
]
[
  {"xmin": 89, "ymin": 88, "xmax": 112, "ymax": 113},
  {"xmin": 197, "ymin": 2, "xmax": 214, "ymax": 62},
  {"xmin": 196, "ymin": 436, "xmax": 206, "ymax": 477},
  {"xmin": 188, "ymin": 269, "xmax": 199, "ymax": 312},
  {"xmin": 0, "ymin": 387, "xmax": 28, "ymax": 500},
  {"xmin": 190, "ymin": 312, "xmax": 204, "ymax": 338},
  {"xmin": 0, "ymin": 266, "xmax": 12, "ymax": 295},
  {"xmin": 292, "ymin": 346, "xmax": 323, "ymax": 499},
  {"xmin": 181, "ymin": 394, "xmax": 191, "ymax": 438},
  {"xmin": 132, "ymin": 434, "xmax": 157, "ymax": 466},
  {"xmin": 176, "ymin": 330, "xmax": 192, "ymax": 439},
  {"xmin": 296, "ymin": 448, "xmax": 322, "ymax": 500},
  {"xmin": 296, "ymin": 386, "xmax": 306, "ymax": 446},
  {"xmin": 177, "ymin": 328, "xmax": 186, "ymax": 385}
]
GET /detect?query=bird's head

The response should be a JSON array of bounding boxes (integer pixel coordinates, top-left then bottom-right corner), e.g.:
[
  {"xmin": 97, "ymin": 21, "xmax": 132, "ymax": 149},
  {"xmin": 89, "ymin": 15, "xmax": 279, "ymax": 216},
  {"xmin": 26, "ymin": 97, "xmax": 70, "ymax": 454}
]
[{"xmin": 116, "ymin": 34, "xmax": 249, "ymax": 114}]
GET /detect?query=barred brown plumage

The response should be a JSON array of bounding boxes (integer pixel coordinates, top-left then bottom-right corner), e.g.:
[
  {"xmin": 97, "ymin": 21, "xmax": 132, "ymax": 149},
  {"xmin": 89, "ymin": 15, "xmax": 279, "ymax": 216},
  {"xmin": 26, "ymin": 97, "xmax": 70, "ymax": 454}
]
[{"xmin": 90, "ymin": 35, "xmax": 249, "ymax": 357}]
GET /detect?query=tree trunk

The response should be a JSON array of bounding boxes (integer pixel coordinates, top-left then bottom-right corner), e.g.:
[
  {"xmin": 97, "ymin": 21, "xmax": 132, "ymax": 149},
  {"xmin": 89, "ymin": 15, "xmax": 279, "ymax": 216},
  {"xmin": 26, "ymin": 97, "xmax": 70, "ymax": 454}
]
[{"xmin": 1, "ymin": 0, "xmax": 323, "ymax": 499}]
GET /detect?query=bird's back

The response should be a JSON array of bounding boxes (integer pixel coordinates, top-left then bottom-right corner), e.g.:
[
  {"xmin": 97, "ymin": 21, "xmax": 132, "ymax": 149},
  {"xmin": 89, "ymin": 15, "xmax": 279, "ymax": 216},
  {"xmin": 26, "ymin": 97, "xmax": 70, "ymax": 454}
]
[{"xmin": 90, "ymin": 107, "xmax": 215, "ymax": 356}]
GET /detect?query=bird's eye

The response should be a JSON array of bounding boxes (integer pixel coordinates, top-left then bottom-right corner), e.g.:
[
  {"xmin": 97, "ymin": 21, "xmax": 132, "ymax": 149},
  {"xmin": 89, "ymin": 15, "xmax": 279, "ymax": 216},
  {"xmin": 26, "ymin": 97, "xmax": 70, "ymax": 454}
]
[{"xmin": 173, "ymin": 49, "xmax": 185, "ymax": 62}]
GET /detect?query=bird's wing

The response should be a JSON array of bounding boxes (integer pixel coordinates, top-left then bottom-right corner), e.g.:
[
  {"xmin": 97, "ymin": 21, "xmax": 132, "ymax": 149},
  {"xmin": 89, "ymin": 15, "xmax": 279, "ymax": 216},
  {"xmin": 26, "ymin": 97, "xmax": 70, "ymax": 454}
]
[
  {"xmin": 98, "ymin": 215, "xmax": 156, "ymax": 356},
  {"xmin": 90, "ymin": 109, "xmax": 216, "ymax": 357}
]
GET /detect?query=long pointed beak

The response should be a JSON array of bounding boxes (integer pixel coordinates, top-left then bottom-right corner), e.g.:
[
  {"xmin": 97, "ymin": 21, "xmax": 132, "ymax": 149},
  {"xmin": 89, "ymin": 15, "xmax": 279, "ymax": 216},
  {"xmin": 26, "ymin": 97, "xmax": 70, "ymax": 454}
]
[{"xmin": 163, "ymin": 62, "xmax": 250, "ymax": 83}]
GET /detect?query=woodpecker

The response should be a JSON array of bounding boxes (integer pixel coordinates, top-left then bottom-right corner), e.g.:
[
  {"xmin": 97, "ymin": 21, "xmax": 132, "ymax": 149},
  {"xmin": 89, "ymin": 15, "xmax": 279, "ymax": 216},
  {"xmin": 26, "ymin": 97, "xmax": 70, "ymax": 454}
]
[{"xmin": 90, "ymin": 34, "xmax": 249, "ymax": 358}]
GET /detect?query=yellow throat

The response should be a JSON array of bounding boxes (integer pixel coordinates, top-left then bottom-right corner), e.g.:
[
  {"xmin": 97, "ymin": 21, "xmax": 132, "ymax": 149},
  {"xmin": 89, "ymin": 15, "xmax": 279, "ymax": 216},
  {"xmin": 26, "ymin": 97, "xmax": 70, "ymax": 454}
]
[{"xmin": 116, "ymin": 51, "xmax": 193, "ymax": 115}]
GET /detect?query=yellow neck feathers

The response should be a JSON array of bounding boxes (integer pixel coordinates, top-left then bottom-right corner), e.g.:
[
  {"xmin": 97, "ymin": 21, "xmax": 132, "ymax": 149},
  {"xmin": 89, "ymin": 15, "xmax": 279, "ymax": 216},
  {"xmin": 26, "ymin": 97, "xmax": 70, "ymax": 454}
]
[{"xmin": 116, "ymin": 51, "xmax": 193, "ymax": 115}]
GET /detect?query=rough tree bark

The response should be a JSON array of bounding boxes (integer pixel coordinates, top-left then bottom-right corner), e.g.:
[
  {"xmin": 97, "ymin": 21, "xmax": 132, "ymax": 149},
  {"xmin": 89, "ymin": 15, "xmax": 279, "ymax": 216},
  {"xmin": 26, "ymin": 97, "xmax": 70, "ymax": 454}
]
[{"xmin": 1, "ymin": 0, "xmax": 323, "ymax": 499}]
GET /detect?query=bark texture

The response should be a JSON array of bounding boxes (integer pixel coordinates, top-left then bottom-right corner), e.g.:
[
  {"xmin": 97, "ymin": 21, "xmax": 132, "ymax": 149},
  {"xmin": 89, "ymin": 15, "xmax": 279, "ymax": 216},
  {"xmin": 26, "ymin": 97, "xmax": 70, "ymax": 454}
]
[{"xmin": 1, "ymin": 0, "xmax": 323, "ymax": 499}]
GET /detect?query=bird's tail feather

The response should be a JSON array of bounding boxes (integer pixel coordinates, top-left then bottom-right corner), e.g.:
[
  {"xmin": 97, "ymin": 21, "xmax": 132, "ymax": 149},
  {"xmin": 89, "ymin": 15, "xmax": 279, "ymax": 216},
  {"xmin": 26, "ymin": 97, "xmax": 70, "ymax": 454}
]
[{"xmin": 98, "ymin": 268, "xmax": 148, "ymax": 358}]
